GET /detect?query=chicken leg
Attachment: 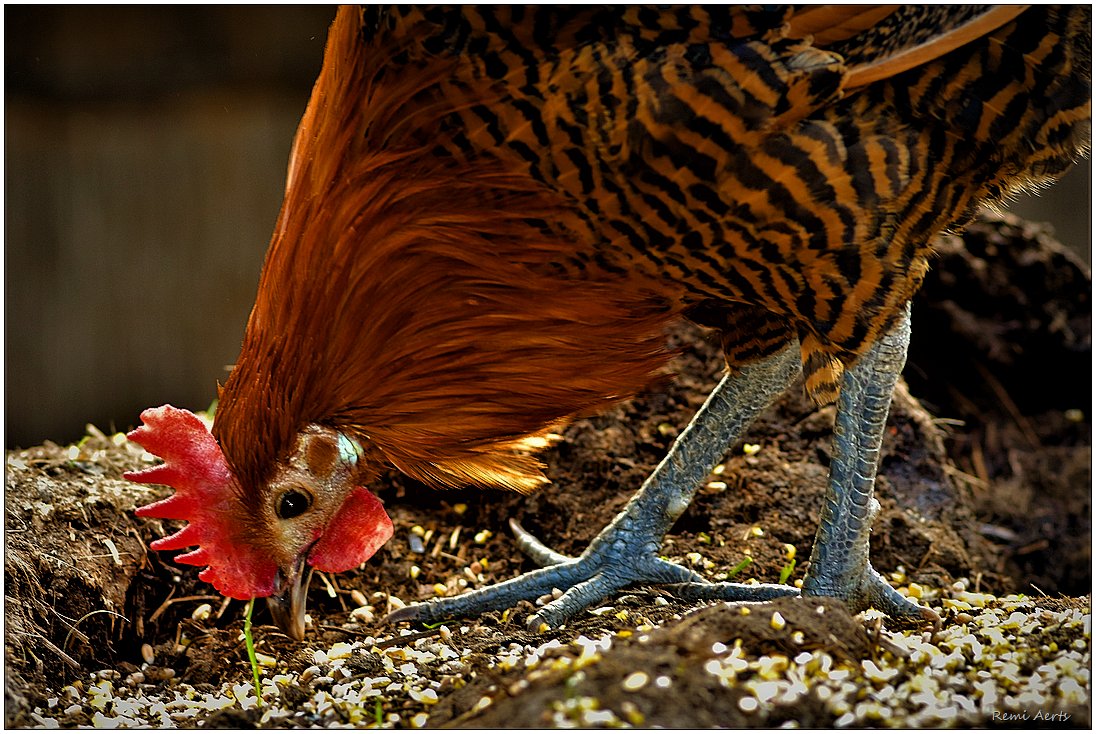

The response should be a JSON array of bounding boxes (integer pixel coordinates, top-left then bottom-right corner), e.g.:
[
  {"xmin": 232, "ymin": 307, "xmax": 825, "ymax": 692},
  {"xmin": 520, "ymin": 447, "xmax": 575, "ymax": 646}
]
[
  {"xmin": 388, "ymin": 304, "xmax": 937, "ymax": 629},
  {"xmin": 799, "ymin": 303, "xmax": 938, "ymax": 622}
]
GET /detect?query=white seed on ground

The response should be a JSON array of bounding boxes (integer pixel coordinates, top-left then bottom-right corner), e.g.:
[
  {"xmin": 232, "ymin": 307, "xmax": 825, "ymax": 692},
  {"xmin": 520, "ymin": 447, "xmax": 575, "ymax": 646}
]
[
  {"xmin": 622, "ymin": 672, "xmax": 649, "ymax": 692},
  {"xmin": 350, "ymin": 606, "xmax": 375, "ymax": 624},
  {"xmin": 25, "ymin": 590, "xmax": 1089, "ymax": 729}
]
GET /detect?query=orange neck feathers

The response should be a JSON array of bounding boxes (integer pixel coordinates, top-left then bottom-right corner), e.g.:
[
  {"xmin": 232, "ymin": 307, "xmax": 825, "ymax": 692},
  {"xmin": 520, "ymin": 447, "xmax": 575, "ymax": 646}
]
[{"xmin": 212, "ymin": 8, "xmax": 677, "ymax": 499}]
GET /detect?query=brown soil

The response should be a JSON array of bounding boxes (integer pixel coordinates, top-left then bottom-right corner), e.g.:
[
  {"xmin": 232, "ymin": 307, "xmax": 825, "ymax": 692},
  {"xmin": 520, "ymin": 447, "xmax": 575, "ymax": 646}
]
[{"xmin": 4, "ymin": 212, "xmax": 1090, "ymax": 727}]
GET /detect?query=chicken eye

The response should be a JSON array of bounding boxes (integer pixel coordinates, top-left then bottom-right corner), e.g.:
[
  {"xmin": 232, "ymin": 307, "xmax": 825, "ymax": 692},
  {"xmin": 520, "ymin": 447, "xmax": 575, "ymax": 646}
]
[{"xmin": 277, "ymin": 490, "xmax": 312, "ymax": 520}]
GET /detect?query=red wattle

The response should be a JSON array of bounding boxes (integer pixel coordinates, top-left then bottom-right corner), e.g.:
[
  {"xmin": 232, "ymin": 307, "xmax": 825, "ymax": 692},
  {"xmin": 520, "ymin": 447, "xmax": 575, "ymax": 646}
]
[{"xmin": 309, "ymin": 486, "xmax": 393, "ymax": 572}]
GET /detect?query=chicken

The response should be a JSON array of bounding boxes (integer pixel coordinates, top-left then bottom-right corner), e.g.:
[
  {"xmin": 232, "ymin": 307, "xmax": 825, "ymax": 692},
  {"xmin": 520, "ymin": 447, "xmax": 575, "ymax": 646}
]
[{"xmin": 126, "ymin": 5, "xmax": 1090, "ymax": 640}]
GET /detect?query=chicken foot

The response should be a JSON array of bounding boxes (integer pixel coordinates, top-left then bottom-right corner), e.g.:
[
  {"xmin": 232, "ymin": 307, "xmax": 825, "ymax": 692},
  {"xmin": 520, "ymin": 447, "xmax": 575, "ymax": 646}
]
[
  {"xmin": 388, "ymin": 305, "xmax": 937, "ymax": 629},
  {"xmin": 660, "ymin": 304, "xmax": 938, "ymax": 624},
  {"xmin": 798, "ymin": 303, "xmax": 939, "ymax": 623}
]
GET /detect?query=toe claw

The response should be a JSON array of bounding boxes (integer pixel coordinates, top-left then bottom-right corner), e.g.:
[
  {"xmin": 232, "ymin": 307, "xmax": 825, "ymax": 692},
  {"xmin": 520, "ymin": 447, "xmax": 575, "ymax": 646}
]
[
  {"xmin": 919, "ymin": 603, "xmax": 943, "ymax": 630},
  {"xmin": 509, "ymin": 518, "xmax": 572, "ymax": 567}
]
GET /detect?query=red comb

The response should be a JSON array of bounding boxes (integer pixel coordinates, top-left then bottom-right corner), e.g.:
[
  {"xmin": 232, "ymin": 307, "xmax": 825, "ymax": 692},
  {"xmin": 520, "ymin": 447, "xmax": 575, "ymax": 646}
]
[{"xmin": 125, "ymin": 405, "xmax": 279, "ymax": 600}]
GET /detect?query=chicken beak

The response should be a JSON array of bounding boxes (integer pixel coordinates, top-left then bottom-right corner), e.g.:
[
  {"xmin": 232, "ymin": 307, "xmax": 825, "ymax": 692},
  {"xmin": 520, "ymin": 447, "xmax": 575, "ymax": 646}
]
[{"xmin": 267, "ymin": 555, "xmax": 314, "ymax": 641}]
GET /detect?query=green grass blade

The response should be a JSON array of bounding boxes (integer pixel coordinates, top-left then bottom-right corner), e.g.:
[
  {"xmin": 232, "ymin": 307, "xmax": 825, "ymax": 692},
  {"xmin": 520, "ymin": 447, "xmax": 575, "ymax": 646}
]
[
  {"xmin": 244, "ymin": 598, "xmax": 263, "ymax": 704},
  {"xmin": 727, "ymin": 556, "xmax": 753, "ymax": 579},
  {"xmin": 779, "ymin": 558, "xmax": 796, "ymax": 585}
]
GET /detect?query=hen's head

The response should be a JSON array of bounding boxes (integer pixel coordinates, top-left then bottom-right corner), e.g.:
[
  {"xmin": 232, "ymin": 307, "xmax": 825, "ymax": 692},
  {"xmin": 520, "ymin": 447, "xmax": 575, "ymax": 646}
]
[{"xmin": 125, "ymin": 405, "xmax": 393, "ymax": 639}]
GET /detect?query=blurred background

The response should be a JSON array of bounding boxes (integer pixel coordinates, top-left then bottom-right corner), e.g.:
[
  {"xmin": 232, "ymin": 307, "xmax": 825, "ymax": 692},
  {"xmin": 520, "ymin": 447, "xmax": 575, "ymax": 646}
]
[{"xmin": 5, "ymin": 6, "xmax": 1092, "ymax": 449}]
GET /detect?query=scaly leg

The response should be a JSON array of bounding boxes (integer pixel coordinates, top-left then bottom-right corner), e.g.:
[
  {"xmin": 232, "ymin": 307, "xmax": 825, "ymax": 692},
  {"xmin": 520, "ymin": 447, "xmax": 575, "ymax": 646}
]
[
  {"xmin": 800, "ymin": 303, "xmax": 939, "ymax": 623},
  {"xmin": 387, "ymin": 306, "xmax": 937, "ymax": 630},
  {"xmin": 387, "ymin": 341, "xmax": 803, "ymax": 630}
]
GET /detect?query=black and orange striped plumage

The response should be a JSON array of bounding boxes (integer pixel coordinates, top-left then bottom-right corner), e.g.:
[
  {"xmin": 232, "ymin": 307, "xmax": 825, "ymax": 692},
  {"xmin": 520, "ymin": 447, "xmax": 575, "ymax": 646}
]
[
  {"xmin": 215, "ymin": 4, "xmax": 1089, "ymax": 513},
  {"xmin": 376, "ymin": 5, "xmax": 1089, "ymax": 399}
]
